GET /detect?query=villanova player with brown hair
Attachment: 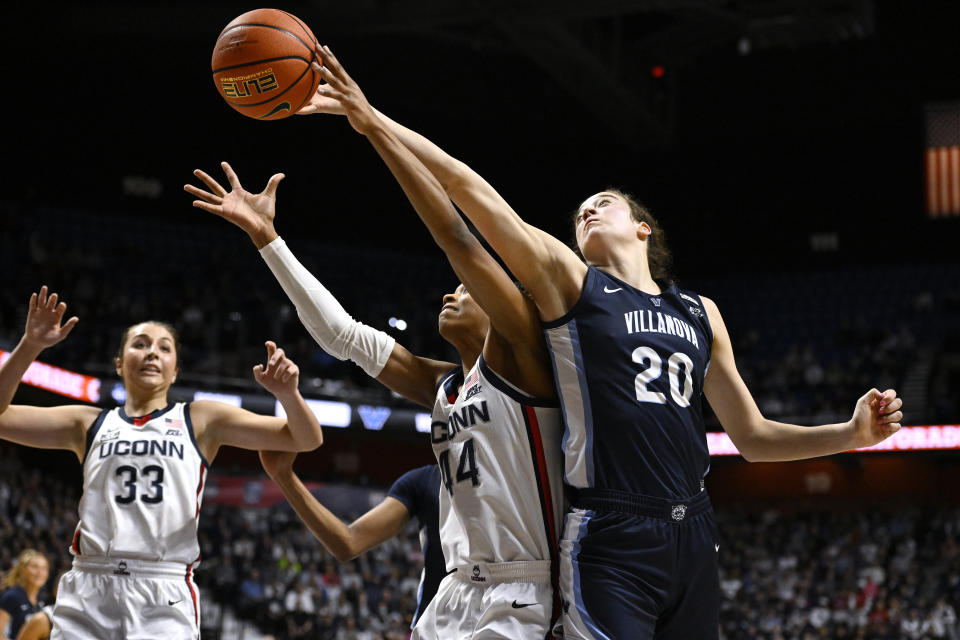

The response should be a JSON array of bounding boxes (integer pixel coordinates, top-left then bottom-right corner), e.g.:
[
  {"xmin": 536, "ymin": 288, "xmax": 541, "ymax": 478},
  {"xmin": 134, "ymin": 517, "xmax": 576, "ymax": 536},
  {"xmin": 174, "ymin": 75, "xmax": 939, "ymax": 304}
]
[
  {"xmin": 186, "ymin": 93, "xmax": 566, "ymax": 636},
  {"xmin": 300, "ymin": 45, "xmax": 905, "ymax": 639},
  {"xmin": 0, "ymin": 288, "xmax": 324, "ymax": 639}
]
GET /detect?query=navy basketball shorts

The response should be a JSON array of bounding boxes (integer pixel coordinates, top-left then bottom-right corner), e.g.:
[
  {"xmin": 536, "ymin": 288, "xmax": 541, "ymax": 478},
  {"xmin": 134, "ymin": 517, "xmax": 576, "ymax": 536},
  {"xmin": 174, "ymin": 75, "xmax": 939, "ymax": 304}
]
[{"xmin": 557, "ymin": 488, "xmax": 719, "ymax": 639}]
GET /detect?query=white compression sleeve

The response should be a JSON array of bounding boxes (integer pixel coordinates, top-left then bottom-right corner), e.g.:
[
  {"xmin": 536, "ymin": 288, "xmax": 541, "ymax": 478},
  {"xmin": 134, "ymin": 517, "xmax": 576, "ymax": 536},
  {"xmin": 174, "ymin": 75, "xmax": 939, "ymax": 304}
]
[{"xmin": 259, "ymin": 237, "xmax": 395, "ymax": 378}]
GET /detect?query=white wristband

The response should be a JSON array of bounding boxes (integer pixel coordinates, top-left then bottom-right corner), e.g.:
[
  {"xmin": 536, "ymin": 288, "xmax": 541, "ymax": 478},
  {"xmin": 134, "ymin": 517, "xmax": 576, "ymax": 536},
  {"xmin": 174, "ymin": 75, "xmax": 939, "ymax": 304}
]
[{"xmin": 259, "ymin": 237, "xmax": 395, "ymax": 378}]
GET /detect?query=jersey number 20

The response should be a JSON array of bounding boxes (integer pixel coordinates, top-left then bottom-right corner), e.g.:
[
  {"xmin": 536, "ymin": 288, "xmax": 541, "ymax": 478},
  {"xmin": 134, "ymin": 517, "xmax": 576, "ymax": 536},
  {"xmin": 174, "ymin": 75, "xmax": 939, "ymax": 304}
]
[{"xmin": 632, "ymin": 347, "xmax": 694, "ymax": 407}]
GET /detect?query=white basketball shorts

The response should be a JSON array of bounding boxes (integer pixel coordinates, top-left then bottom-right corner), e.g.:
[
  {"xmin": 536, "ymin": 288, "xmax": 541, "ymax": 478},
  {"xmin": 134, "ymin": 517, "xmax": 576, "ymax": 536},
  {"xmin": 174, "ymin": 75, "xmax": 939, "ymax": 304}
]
[
  {"xmin": 412, "ymin": 560, "xmax": 557, "ymax": 639},
  {"xmin": 50, "ymin": 557, "xmax": 200, "ymax": 640}
]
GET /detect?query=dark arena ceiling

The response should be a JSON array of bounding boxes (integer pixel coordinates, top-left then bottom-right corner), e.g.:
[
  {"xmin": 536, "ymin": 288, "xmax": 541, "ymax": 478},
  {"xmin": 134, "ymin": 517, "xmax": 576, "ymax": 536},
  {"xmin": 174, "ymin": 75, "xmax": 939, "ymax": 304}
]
[{"xmin": 3, "ymin": 0, "xmax": 958, "ymax": 272}]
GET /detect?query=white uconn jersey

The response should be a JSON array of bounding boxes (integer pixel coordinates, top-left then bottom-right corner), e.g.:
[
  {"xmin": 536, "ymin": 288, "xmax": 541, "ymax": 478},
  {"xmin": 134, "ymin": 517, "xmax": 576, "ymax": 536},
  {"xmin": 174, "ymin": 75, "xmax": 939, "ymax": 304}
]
[
  {"xmin": 71, "ymin": 403, "xmax": 208, "ymax": 567},
  {"xmin": 429, "ymin": 356, "xmax": 563, "ymax": 569}
]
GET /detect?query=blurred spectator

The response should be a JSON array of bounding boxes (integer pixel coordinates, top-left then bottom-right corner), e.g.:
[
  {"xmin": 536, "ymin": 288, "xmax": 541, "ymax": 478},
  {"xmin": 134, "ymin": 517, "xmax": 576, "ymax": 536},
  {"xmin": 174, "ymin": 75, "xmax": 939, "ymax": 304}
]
[
  {"xmin": 0, "ymin": 549, "xmax": 49, "ymax": 640},
  {"xmin": 2, "ymin": 203, "xmax": 958, "ymax": 424}
]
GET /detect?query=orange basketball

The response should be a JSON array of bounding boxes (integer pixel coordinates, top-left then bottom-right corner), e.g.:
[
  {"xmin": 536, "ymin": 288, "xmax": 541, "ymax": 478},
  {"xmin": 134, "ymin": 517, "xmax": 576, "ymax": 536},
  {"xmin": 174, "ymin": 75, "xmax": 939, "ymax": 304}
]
[{"xmin": 211, "ymin": 8, "xmax": 321, "ymax": 120}]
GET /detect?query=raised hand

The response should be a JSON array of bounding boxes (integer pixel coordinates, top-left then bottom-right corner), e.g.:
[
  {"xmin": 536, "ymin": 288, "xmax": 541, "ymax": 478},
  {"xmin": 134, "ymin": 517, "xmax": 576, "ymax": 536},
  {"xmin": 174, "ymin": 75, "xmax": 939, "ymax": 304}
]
[
  {"xmin": 184, "ymin": 161, "xmax": 284, "ymax": 248},
  {"xmin": 259, "ymin": 449, "xmax": 298, "ymax": 480},
  {"xmin": 23, "ymin": 286, "xmax": 79, "ymax": 350},
  {"xmin": 252, "ymin": 341, "xmax": 300, "ymax": 398},
  {"xmin": 297, "ymin": 46, "xmax": 346, "ymax": 116},
  {"xmin": 850, "ymin": 388, "xmax": 903, "ymax": 449},
  {"xmin": 310, "ymin": 45, "xmax": 380, "ymax": 135}
]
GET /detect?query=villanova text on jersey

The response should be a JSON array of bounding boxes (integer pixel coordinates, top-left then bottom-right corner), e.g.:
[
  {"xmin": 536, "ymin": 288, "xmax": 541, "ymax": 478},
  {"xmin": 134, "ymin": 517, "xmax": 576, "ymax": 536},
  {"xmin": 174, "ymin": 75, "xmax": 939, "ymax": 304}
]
[{"xmin": 544, "ymin": 267, "xmax": 714, "ymax": 499}]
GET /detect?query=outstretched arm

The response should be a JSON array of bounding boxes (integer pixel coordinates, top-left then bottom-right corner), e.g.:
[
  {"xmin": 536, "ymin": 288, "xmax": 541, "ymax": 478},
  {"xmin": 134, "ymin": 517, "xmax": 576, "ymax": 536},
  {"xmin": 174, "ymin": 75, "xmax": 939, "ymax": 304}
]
[
  {"xmin": 0, "ymin": 287, "xmax": 98, "ymax": 459},
  {"xmin": 702, "ymin": 297, "xmax": 902, "ymax": 462},
  {"xmin": 185, "ymin": 164, "xmax": 455, "ymax": 407},
  {"xmin": 315, "ymin": 49, "xmax": 554, "ymax": 394},
  {"xmin": 307, "ymin": 47, "xmax": 587, "ymax": 321},
  {"xmin": 260, "ymin": 451, "xmax": 410, "ymax": 562}
]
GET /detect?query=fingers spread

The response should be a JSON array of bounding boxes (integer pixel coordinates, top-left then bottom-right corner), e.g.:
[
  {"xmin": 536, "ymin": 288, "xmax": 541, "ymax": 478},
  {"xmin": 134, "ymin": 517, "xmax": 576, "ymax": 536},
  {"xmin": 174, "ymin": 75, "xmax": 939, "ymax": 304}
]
[
  {"xmin": 184, "ymin": 183, "xmax": 224, "ymax": 205},
  {"xmin": 222, "ymin": 161, "xmax": 242, "ymax": 190},
  {"xmin": 193, "ymin": 169, "xmax": 227, "ymax": 196},
  {"xmin": 317, "ymin": 64, "xmax": 347, "ymax": 92},
  {"xmin": 62, "ymin": 316, "xmax": 80, "ymax": 335},
  {"xmin": 191, "ymin": 201, "xmax": 225, "ymax": 216},
  {"xmin": 264, "ymin": 173, "xmax": 285, "ymax": 198},
  {"xmin": 321, "ymin": 45, "xmax": 339, "ymax": 70},
  {"xmin": 315, "ymin": 84, "xmax": 344, "ymax": 101}
]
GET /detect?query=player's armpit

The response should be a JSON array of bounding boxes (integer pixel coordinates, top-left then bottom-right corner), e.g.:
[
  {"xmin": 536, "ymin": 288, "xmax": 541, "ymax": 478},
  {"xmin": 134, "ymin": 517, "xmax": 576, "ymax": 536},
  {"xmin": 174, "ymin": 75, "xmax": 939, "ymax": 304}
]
[{"xmin": 375, "ymin": 344, "xmax": 456, "ymax": 409}]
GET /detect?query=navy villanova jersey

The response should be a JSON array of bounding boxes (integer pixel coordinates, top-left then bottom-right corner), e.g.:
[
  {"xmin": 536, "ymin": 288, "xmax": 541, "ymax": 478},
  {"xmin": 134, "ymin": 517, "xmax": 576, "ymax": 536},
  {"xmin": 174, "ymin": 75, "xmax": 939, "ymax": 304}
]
[
  {"xmin": 544, "ymin": 266, "xmax": 714, "ymax": 499},
  {"xmin": 387, "ymin": 464, "xmax": 443, "ymax": 626}
]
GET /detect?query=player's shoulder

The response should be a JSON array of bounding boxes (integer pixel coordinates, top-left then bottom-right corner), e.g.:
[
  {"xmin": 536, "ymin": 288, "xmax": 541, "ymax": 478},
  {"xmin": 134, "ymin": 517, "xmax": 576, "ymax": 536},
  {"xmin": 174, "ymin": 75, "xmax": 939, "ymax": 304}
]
[
  {"xmin": 187, "ymin": 399, "xmax": 234, "ymax": 420},
  {"xmin": 668, "ymin": 284, "xmax": 719, "ymax": 313},
  {"xmin": 394, "ymin": 464, "xmax": 438, "ymax": 489},
  {"xmin": 390, "ymin": 465, "xmax": 439, "ymax": 505},
  {"xmin": 694, "ymin": 294, "xmax": 722, "ymax": 319}
]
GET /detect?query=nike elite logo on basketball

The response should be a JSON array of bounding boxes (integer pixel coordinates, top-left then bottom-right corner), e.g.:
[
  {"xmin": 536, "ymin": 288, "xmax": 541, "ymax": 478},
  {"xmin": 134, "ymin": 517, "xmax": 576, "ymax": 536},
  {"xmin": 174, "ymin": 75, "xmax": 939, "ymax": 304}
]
[
  {"xmin": 603, "ymin": 286, "xmax": 623, "ymax": 293},
  {"xmin": 511, "ymin": 600, "xmax": 535, "ymax": 609}
]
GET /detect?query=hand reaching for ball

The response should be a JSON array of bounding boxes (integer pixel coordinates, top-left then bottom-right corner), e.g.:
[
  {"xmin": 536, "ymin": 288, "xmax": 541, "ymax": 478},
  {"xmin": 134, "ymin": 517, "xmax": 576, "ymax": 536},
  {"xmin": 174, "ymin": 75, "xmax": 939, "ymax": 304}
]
[
  {"xmin": 300, "ymin": 45, "xmax": 381, "ymax": 136},
  {"xmin": 184, "ymin": 162, "xmax": 283, "ymax": 249}
]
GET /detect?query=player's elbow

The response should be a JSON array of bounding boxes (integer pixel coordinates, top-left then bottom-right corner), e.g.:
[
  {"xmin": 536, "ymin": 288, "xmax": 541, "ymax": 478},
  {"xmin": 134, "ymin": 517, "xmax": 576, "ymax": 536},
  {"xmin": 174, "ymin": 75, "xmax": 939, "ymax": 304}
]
[
  {"xmin": 726, "ymin": 426, "xmax": 768, "ymax": 463},
  {"xmin": 302, "ymin": 429, "xmax": 323, "ymax": 451},
  {"xmin": 438, "ymin": 159, "xmax": 473, "ymax": 194},
  {"xmin": 736, "ymin": 444, "xmax": 760, "ymax": 463},
  {"xmin": 285, "ymin": 425, "xmax": 323, "ymax": 452},
  {"xmin": 331, "ymin": 548, "xmax": 356, "ymax": 563}
]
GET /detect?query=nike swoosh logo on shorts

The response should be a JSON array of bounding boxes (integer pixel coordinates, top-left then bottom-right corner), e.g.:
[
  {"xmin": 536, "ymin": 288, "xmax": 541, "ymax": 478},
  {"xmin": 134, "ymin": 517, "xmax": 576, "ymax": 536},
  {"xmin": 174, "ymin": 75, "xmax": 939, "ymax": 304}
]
[
  {"xmin": 603, "ymin": 286, "xmax": 622, "ymax": 293},
  {"xmin": 168, "ymin": 599, "xmax": 183, "ymax": 606},
  {"xmin": 511, "ymin": 600, "xmax": 535, "ymax": 609}
]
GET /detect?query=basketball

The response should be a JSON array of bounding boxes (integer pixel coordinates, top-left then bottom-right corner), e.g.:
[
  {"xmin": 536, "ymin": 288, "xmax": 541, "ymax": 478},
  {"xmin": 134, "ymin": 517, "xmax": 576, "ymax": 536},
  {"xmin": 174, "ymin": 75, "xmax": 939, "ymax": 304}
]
[{"xmin": 211, "ymin": 8, "xmax": 321, "ymax": 120}]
